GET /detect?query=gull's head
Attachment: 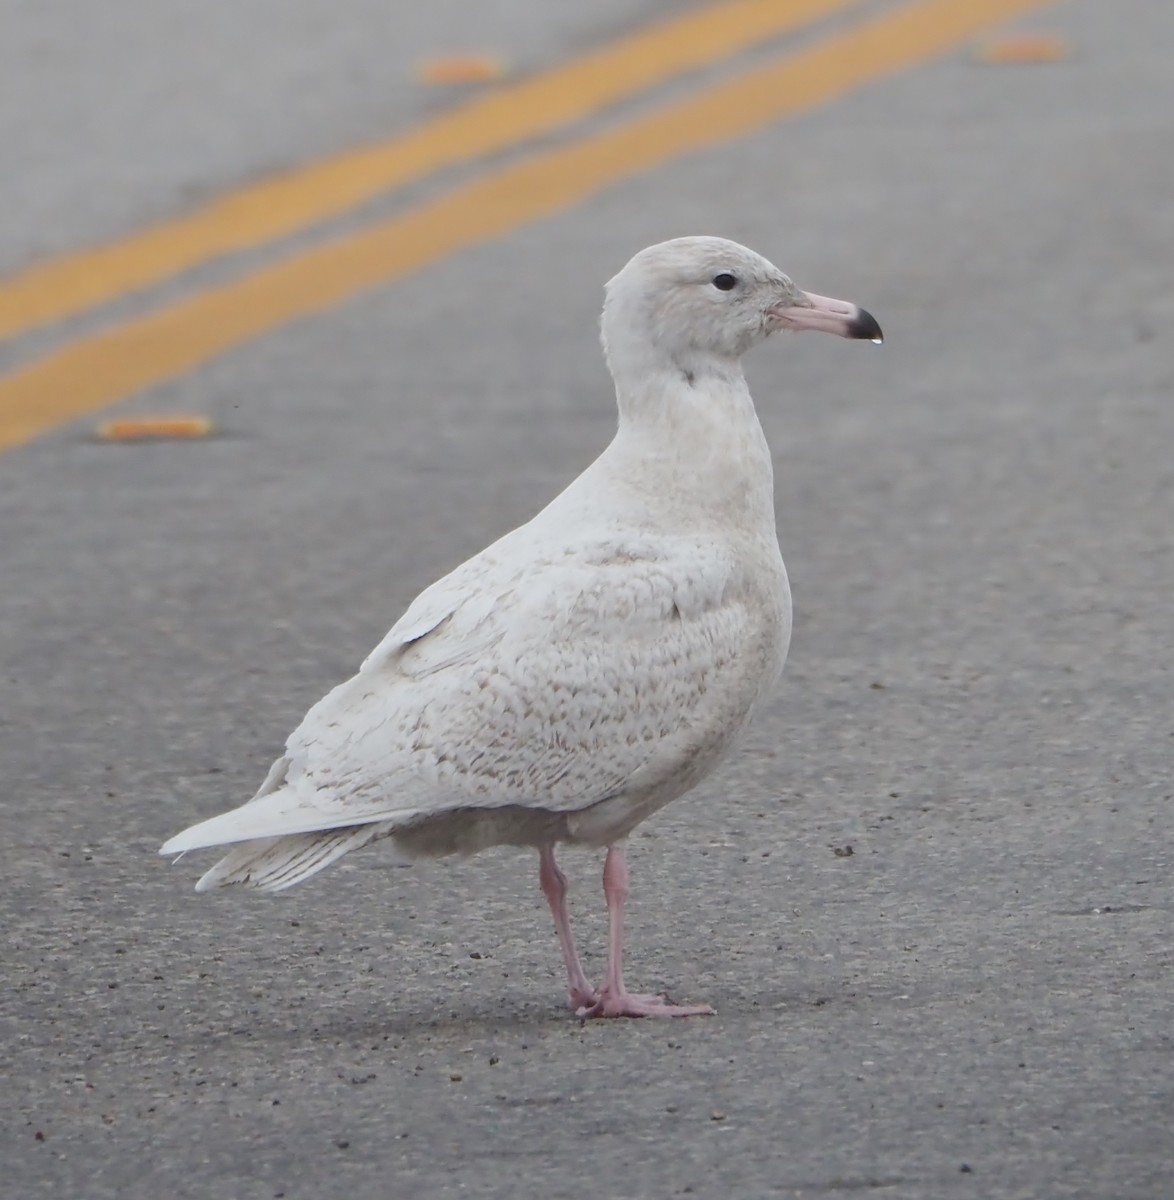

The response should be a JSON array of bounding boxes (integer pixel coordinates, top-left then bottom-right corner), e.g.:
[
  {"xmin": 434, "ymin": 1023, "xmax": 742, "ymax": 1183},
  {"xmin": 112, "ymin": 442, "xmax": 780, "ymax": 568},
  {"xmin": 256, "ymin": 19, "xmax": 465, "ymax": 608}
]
[{"xmin": 601, "ymin": 236, "xmax": 881, "ymax": 382}]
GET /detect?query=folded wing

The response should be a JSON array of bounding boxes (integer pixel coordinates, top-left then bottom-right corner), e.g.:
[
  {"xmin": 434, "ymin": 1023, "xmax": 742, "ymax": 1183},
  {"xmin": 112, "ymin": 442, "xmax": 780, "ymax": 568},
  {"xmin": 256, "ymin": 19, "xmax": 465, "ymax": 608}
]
[{"xmin": 162, "ymin": 532, "xmax": 759, "ymax": 856}]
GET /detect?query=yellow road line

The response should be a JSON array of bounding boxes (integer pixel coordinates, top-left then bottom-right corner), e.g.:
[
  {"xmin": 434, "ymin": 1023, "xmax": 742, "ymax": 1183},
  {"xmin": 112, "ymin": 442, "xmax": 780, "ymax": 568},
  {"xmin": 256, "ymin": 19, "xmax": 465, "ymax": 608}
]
[
  {"xmin": 0, "ymin": 0, "xmax": 1058, "ymax": 453},
  {"xmin": 0, "ymin": 0, "xmax": 861, "ymax": 341}
]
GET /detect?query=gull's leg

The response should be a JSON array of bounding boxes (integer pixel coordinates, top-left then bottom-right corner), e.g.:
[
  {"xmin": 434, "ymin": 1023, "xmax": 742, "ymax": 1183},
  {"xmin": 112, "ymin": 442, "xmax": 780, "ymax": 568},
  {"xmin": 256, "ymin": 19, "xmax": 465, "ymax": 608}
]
[
  {"xmin": 538, "ymin": 844, "xmax": 597, "ymax": 1011},
  {"xmin": 584, "ymin": 842, "xmax": 714, "ymax": 1019}
]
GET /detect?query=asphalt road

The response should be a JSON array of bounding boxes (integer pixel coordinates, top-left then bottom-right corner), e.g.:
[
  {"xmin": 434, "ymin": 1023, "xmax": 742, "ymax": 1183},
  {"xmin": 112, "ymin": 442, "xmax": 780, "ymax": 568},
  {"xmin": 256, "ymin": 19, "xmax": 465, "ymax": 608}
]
[{"xmin": 2, "ymin": 1, "xmax": 1172, "ymax": 1198}]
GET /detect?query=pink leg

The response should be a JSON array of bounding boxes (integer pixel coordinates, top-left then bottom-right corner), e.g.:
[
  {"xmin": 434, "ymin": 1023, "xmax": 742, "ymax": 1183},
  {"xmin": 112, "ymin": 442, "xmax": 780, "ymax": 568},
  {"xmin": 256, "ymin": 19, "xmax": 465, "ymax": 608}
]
[
  {"xmin": 582, "ymin": 843, "xmax": 714, "ymax": 1019},
  {"xmin": 538, "ymin": 845, "xmax": 598, "ymax": 1011}
]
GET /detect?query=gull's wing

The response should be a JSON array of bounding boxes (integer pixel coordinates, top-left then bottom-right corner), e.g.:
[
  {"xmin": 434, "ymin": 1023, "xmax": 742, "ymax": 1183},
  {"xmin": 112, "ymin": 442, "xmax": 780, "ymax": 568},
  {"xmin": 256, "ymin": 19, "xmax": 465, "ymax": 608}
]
[{"xmin": 163, "ymin": 531, "xmax": 779, "ymax": 852}]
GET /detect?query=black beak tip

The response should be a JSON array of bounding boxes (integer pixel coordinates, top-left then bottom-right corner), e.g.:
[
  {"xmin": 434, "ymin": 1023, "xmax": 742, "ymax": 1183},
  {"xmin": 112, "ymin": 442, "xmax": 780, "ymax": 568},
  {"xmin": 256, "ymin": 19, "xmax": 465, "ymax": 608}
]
[{"xmin": 849, "ymin": 307, "xmax": 883, "ymax": 343}]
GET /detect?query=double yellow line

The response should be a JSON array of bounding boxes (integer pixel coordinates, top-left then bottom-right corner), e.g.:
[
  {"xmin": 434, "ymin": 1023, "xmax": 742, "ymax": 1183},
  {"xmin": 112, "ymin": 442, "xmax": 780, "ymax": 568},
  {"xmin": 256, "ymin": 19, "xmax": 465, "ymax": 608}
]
[{"xmin": 0, "ymin": 0, "xmax": 1056, "ymax": 452}]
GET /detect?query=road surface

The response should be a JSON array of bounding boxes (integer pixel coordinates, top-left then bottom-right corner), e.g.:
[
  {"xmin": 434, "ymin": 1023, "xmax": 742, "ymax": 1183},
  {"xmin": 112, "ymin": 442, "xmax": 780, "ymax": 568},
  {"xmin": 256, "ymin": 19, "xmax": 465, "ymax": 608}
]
[{"xmin": 1, "ymin": 1, "xmax": 1170, "ymax": 1197}]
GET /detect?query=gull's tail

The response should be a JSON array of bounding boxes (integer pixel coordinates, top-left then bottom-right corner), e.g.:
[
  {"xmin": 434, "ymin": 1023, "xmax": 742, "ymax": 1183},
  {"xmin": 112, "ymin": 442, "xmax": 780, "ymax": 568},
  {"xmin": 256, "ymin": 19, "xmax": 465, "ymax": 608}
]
[
  {"xmin": 190, "ymin": 824, "xmax": 394, "ymax": 893},
  {"xmin": 160, "ymin": 777, "xmax": 403, "ymax": 893}
]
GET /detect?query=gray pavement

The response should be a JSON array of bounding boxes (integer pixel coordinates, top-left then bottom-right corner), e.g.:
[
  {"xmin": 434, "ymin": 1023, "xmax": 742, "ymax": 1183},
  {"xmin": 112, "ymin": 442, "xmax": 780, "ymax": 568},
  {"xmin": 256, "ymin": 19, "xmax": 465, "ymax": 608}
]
[
  {"xmin": 2, "ymin": 1, "xmax": 1172, "ymax": 1198},
  {"xmin": 0, "ymin": 0, "xmax": 668, "ymax": 274}
]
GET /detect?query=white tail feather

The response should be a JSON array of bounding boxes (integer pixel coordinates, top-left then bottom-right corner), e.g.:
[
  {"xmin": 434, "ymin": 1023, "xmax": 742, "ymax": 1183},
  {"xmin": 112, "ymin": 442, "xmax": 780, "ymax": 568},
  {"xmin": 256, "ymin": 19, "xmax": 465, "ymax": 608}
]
[
  {"xmin": 160, "ymin": 787, "xmax": 395, "ymax": 856},
  {"xmin": 193, "ymin": 824, "xmax": 396, "ymax": 893}
]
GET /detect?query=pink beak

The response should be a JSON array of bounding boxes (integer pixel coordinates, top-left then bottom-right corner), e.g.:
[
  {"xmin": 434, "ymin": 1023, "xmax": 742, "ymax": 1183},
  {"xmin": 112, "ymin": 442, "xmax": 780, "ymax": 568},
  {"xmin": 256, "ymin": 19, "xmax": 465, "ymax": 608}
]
[{"xmin": 769, "ymin": 291, "xmax": 883, "ymax": 342}]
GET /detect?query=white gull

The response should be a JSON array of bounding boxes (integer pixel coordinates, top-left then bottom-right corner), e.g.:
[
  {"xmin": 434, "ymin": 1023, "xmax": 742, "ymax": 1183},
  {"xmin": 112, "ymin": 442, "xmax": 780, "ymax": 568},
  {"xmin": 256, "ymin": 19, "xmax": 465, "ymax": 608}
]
[{"xmin": 160, "ymin": 236, "xmax": 881, "ymax": 1018}]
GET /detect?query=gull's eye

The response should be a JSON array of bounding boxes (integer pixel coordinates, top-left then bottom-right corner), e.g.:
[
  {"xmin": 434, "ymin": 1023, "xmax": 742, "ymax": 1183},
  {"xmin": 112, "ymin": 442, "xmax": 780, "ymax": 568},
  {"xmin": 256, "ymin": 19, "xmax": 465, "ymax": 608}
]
[{"xmin": 712, "ymin": 273, "xmax": 738, "ymax": 291}]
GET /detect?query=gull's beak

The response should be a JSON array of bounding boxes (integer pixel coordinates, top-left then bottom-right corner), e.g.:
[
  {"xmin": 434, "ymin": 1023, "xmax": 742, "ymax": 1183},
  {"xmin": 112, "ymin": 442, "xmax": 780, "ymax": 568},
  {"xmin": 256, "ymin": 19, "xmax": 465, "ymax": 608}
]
[{"xmin": 768, "ymin": 291, "xmax": 883, "ymax": 342}]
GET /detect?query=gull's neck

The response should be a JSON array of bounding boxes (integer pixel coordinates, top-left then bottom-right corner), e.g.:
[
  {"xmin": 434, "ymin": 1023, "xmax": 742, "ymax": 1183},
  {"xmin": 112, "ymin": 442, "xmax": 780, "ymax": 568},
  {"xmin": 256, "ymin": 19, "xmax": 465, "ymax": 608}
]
[{"xmin": 594, "ymin": 340, "xmax": 779, "ymax": 538}]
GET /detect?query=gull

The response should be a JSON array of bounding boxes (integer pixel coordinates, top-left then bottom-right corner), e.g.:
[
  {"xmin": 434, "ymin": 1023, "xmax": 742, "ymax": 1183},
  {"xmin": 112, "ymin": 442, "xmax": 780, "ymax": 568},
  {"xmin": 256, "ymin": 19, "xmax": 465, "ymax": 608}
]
[{"xmin": 160, "ymin": 236, "xmax": 881, "ymax": 1018}]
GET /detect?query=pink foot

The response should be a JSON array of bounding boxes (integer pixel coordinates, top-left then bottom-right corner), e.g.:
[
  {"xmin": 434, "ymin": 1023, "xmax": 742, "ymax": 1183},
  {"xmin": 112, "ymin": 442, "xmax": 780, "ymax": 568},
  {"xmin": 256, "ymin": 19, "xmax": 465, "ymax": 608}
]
[
  {"xmin": 581, "ymin": 845, "xmax": 716, "ymax": 1018},
  {"xmin": 567, "ymin": 986, "xmax": 599, "ymax": 1012},
  {"xmin": 578, "ymin": 989, "xmax": 715, "ymax": 1019}
]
